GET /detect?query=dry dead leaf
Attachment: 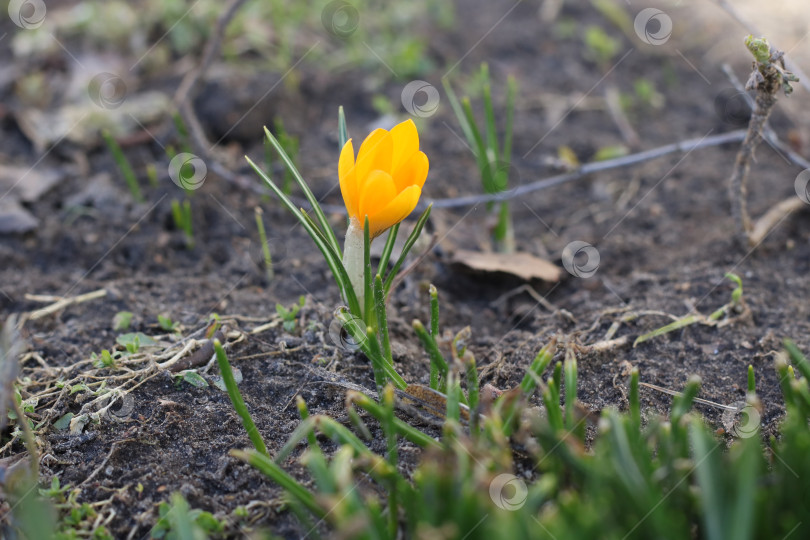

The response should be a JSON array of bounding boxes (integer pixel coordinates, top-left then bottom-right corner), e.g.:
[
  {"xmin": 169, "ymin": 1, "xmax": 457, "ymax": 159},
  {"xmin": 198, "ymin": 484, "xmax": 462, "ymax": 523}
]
[{"xmin": 451, "ymin": 249, "xmax": 562, "ymax": 282}]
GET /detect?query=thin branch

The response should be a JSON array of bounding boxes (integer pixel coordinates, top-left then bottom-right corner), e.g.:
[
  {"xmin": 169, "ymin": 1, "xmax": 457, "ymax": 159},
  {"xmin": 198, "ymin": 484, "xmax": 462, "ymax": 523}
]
[
  {"xmin": 25, "ymin": 289, "xmax": 107, "ymax": 321},
  {"xmin": 173, "ymin": 0, "xmax": 248, "ymax": 170}
]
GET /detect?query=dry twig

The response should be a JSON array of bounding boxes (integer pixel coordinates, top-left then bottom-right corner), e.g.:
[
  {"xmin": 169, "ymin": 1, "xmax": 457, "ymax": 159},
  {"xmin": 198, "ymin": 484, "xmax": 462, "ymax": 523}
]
[{"xmin": 727, "ymin": 36, "xmax": 800, "ymax": 246}]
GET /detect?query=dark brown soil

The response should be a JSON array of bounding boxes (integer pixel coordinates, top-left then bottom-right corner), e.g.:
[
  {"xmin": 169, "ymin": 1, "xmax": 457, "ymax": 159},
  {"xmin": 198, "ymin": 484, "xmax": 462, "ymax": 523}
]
[{"xmin": 2, "ymin": 0, "xmax": 809, "ymax": 537}]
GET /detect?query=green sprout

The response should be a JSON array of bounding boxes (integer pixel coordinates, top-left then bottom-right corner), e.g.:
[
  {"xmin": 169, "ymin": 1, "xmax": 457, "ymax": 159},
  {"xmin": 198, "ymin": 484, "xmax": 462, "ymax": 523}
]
[
  {"xmin": 170, "ymin": 199, "xmax": 194, "ymax": 249},
  {"xmin": 158, "ymin": 314, "xmax": 180, "ymax": 333},
  {"xmin": 276, "ymin": 296, "xmax": 306, "ymax": 332},
  {"xmin": 254, "ymin": 206, "xmax": 274, "ymax": 282},
  {"xmin": 101, "ymin": 129, "xmax": 143, "ymax": 203},
  {"xmin": 443, "ymin": 63, "xmax": 517, "ymax": 252}
]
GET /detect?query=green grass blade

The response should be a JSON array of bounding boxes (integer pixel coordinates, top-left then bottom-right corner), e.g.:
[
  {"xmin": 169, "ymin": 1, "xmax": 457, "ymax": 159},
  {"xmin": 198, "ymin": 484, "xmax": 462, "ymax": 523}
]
[
  {"xmin": 338, "ymin": 106, "xmax": 349, "ymax": 150},
  {"xmin": 784, "ymin": 339, "xmax": 810, "ymax": 381},
  {"xmin": 690, "ymin": 419, "xmax": 724, "ymax": 540},
  {"xmin": 336, "ymin": 309, "xmax": 406, "ymax": 390},
  {"xmin": 482, "ymin": 90, "xmax": 498, "ymax": 165},
  {"xmin": 502, "ymin": 75, "xmax": 517, "ymax": 165},
  {"xmin": 413, "ymin": 319, "xmax": 448, "ymax": 389},
  {"xmin": 364, "ymin": 217, "xmax": 373, "ymax": 322},
  {"xmin": 543, "ymin": 371, "xmax": 564, "ymax": 431},
  {"xmin": 254, "ymin": 207, "xmax": 274, "ymax": 281},
  {"xmin": 630, "ymin": 367, "xmax": 640, "ymax": 430},
  {"xmin": 461, "ymin": 98, "xmax": 496, "ymax": 194},
  {"xmin": 383, "ymin": 205, "xmax": 432, "ymax": 294},
  {"xmin": 564, "ymin": 348, "xmax": 578, "ymax": 430},
  {"xmin": 464, "ymin": 352, "xmax": 479, "ymax": 414},
  {"xmin": 377, "ymin": 223, "xmax": 399, "ymax": 276},
  {"xmin": 519, "ymin": 339, "xmax": 556, "ymax": 394},
  {"xmin": 213, "ymin": 340, "xmax": 268, "ymax": 457},
  {"xmin": 247, "ymin": 156, "xmax": 361, "ymax": 316},
  {"xmin": 440, "ymin": 77, "xmax": 475, "ymax": 146},
  {"xmin": 374, "ymin": 275, "xmax": 392, "ymax": 364},
  {"xmin": 445, "ymin": 371, "xmax": 461, "ymax": 423},
  {"xmin": 263, "ymin": 126, "xmax": 341, "ymax": 256},
  {"xmin": 349, "ymin": 391, "xmax": 440, "ymax": 448},
  {"xmin": 429, "ymin": 284, "xmax": 439, "ymax": 337},
  {"xmin": 232, "ymin": 449, "xmax": 323, "ymax": 518},
  {"xmin": 633, "ymin": 314, "xmax": 701, "ymax": 347},
  {"xmin": 102, "ymin": 130, "xmax": 143, "ymax": 203},
  {"xmin": 747, "ymin": 365, "xmax": 756, "ymax": 394}
]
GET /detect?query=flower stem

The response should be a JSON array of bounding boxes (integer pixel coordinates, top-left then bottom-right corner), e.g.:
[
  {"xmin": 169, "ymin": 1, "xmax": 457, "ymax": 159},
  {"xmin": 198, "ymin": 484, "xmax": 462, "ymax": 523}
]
[{"xmin": 343, "ymin": 218, "xmax": 366, "ymax": 315}]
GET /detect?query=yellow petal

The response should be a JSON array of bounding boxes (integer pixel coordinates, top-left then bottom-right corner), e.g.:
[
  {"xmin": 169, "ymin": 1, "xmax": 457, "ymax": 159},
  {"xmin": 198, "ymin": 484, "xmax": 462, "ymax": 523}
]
[
  {"xmin": 356, "ymin": 129, "xmax": 393, "ymax": 185},
  {"xmin": 358, "ymin": 170, "xmax": 397, "ymax": 225},
  {"xmin": 392, "ymin": 150, "xmax": 429, "ymax": 192},
  {"xmin": 390, "ymin": 119, "xmax": 419, "ymax": 173},
  {"xmin": 367, "ymin": 185, "xmax": 421, "ymax": 238},
  {"xmin": 339, "ymin": 139, "xmax": 358, "ymax": 218}
]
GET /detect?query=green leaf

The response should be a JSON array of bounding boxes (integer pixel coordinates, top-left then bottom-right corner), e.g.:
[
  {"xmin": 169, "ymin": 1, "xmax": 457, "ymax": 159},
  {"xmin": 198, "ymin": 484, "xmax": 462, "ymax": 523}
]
[
  {"xmin": 112, "ymin": 311, "xmax": 133, "ymax": 331},
  {"xmin": 180, "ymin": 371, "xmax": 208, "ymax": 388},
  {"xmin": 213, "ymin": 366, "xmax": 242, "ymax": 391},
  {"xmin": 116, "ymin": 332, "xmax": 157, "ymax": 349},
  {"xmin": 54, "ymin": 413, "xmax": 73, "ymax": 431}
]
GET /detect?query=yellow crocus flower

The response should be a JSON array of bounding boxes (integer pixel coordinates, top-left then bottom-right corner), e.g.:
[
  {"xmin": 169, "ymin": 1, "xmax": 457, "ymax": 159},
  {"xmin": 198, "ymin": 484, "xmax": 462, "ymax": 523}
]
[{"xmin": 339, "ymin": 119, "xmax": 429, "ymax": 239}]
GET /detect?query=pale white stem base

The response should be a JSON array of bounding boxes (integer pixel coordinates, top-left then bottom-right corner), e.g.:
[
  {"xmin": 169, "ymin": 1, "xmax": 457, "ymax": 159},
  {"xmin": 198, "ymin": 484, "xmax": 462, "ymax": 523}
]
[{"xmin": 343, "ymin": 219, "xmax": 365, "ymax": 310}]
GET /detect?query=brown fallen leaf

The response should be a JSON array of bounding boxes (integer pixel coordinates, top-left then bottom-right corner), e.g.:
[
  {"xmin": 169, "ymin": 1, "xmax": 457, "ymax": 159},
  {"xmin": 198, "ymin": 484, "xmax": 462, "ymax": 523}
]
[{"xmin": 451, "ymin": 249, "xmax": 562, "ymax": 282}]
